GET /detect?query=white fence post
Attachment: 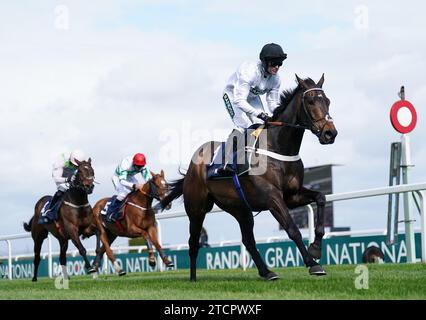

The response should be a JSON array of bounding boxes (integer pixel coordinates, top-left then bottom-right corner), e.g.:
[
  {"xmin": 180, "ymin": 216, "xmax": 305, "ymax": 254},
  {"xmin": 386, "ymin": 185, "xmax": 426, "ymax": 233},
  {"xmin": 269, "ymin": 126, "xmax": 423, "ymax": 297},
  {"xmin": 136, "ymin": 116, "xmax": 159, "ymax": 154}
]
[
  {"xmin": 418, "ymin": 191, "xmax": 426, "ymax": 263},
  {"xmin": 307, "ymin": 205, "xmax": 315, "ymax": 245},
  {"xmin": 7, "ymin": 240, "xmax": 12, "ymax": 280},
  {"xmin": 47, "ymin": 235, "xmax": 53, "ymax": 278},
  {"xmin": 103, "ymin": 253, "xmax": 108, "ymax": 274},
  {"xmin": 156, "ymin": 220, "xmax": 164, "ymax": 272}
]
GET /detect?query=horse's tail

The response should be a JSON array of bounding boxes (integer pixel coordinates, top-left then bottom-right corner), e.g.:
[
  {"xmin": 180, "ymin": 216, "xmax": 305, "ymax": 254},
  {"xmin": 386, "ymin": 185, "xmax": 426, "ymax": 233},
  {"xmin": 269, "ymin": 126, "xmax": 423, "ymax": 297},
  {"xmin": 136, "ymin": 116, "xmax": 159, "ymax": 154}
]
[
  {"xmin": 160, "ymin": 174, "xmax": 185, "ymax": 211},
  {"xmin": 23, "ymin": 217, "xmax": 33, "ymax": 232}
]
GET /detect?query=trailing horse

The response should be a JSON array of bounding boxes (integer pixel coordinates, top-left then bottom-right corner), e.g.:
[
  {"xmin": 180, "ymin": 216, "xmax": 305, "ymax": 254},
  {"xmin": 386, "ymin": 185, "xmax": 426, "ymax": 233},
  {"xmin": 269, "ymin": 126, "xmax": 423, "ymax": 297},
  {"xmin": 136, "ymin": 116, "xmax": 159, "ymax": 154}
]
[
  {"xmin": 91, "ymin": 171, "xmax": 174, "ymax": 272},
  {"xmin": 161, "ymin": 74, "xmax": 338, "ymax": 281},
  {"xmin": 23, "ymin": 159, "xmax": 115, "ymax": 281}
]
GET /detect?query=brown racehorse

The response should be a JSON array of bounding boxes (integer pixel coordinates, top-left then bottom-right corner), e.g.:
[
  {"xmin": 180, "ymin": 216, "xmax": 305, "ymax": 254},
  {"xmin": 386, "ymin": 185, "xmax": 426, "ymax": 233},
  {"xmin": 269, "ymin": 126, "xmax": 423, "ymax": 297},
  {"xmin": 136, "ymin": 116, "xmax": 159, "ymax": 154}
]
[
  {"xmin": 160, "ymin": 75, "xmax": 338, "ymax": 281},
  {"xmin": 23, "ymin": 159, "xmax": 117, "ymax": 281},
  {"xmin": 91, "ymin": 171, "xmax": 174, "ymax": 272}
]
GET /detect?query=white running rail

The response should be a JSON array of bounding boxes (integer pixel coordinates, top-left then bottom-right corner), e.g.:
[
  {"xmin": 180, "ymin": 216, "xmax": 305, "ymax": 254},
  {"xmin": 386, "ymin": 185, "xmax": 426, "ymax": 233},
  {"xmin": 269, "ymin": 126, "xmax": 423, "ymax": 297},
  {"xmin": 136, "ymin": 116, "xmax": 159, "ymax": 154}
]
[{"xmin": 1, "ymin": 182, "xmax": 426, "ymax": 279}]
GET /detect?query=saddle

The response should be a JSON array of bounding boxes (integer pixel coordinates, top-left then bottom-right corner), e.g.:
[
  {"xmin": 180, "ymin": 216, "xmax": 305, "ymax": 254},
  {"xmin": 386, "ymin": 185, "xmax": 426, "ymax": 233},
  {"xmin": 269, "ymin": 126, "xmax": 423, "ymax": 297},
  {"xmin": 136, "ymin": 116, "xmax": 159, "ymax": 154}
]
[
  {"xmin": 207, "ymin": 124, "xmax": 264, "ymax": 180},
  {"xmin": 38, "ymin": 195, "xmax": 64, "ymax": 224},
  {"xmin": 100, "ymin": 195, "xmax": 127, "ymax": 222}
]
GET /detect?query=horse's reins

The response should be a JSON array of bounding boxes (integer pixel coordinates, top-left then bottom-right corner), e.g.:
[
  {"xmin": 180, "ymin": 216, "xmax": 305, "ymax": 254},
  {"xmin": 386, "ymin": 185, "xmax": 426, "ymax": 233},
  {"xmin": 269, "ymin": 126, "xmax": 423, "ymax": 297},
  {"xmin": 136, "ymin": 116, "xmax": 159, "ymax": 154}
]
[
  {"xmin": 139, "ymin": 180, "xmax": 161, "ymax": 201},
  {"xmin": 129, "ymin": 179, "xmax": 162, "ymax": 213},
  {"xmin": 64, "ymin": 166, "xmax": 94, "ymax": 208},
  {"xmin": 266, "ymin": 87, "xmax": 333, "ymax": 134}
]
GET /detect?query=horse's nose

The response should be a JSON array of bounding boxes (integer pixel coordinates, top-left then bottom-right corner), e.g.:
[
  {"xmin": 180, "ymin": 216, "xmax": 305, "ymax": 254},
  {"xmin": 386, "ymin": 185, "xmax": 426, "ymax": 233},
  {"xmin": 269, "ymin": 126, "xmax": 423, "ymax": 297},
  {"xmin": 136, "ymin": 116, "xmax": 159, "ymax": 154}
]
[{"xmin": 323, "ymin": 129, "xmax": 337, "ymax": 143}]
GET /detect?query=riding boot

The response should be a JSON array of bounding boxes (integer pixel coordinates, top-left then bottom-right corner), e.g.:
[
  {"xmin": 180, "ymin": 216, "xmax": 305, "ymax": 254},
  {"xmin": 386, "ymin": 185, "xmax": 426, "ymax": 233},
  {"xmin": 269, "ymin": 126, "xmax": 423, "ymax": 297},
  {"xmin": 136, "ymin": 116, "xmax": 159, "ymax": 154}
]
[
  {"xmin": 107, "ymin": 198, "xmax": 123, "ymax": 222},
  {"xmin": 45, "ymin": 190, "xmax": 65, "ymax": 215},
  {"xmin": 39, "ymin": 190, "xmax": 64, "ymax": 224},
  {"xmin": 217, "ymin": 129, "xmax": 245, "ymax": 176}
]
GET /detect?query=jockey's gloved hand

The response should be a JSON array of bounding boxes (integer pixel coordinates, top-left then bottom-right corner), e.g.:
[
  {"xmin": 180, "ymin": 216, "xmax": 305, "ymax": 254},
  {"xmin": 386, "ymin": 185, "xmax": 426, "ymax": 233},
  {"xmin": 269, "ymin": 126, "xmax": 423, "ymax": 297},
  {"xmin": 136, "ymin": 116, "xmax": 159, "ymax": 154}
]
[
  {"xmin": 257, "ymin": 112, "xmax": 272, "ymax": 123},
  {"xmin": 66, "ymin": 175, "xmax": 75, "ymax": 183},
  {"xmin": 132, "ymin": 184, "xmax": 142, "ymax": 191}
]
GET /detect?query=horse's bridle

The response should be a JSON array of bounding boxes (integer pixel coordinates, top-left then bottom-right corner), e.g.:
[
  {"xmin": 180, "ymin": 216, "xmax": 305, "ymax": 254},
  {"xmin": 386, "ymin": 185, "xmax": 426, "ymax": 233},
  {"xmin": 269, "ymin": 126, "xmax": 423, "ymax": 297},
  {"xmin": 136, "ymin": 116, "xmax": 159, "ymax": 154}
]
[
  {"xmin": 300, "ymin": 87, "xmax": 334, "ymax": 136},
  {"xmin": 268, "ymin": 87, "xmax": 333, "ymax": 135},
  {"xmin": 70, "ymin": 166, "xmax": 95, "ymax": 194},
  {"xmin": 139, "ymin": 179, "xmax": 161, "ymax": 201}
]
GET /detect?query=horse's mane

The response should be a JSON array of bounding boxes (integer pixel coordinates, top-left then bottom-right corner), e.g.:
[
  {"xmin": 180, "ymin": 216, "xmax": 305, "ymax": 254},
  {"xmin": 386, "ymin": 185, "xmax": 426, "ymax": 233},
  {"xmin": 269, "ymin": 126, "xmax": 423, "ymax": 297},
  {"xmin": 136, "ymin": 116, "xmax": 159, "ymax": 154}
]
[{"xmin": 272, "ymin": 77, "xmax": 316, "ymax": 120}]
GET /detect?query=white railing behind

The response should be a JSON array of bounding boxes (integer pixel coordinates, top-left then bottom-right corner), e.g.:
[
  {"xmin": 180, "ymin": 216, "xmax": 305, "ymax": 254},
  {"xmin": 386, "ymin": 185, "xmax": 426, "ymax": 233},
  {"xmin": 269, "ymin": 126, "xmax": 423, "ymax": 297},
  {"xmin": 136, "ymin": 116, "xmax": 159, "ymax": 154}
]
[{"xmin": 1, "ymin": 182, "xmax": 426, "ymax": 279}]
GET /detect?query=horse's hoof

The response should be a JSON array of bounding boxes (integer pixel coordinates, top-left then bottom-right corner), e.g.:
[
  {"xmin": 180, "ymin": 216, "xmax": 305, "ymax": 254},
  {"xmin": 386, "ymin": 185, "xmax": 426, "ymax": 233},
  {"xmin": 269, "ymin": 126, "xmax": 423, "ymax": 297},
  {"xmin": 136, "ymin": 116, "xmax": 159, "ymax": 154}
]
[
  {"xmin": 261, "ymin": 272, "xmax": 279, "ymax": 281},
  {"xmin": 165, "ymin": 262, "xmax": 174, "ymax": 268},
  {"xmin": 309, "ymin": 264, "xmax": 326, "ymax": 276},
  {"xmin": 87, "ymin": 267, "xmax": 97, "ymax": 274},
  {"xmin": 32, "ymin": 278, "xmax": 37, "ymax": 282},
  {"xmin": 308, "ymin": 243, "xmax": 322, "ymax": 260},
  {"xmin": 118, "ymin": 270, "xmax": 127, "ymax": 276},
  {"xmin": 149, "ymin": 260, "xmax": 156, "ymax": 267}
]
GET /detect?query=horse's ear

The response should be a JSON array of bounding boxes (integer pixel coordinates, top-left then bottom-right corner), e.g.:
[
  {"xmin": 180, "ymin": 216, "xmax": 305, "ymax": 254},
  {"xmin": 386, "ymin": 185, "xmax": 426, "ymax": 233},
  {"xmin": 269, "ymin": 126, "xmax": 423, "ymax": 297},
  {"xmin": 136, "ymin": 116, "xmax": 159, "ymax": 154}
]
[
  {"xmin": 160, "ymin": 169, "xmax": 164, "ymax": 177},
  {"xmin": 87, "ymin": 157, "xmax": 92, "ymax": 165},
  {"xmin": 317, "ymin": 73, "xmax": 325, "ymax": 88},
  {"xmin": 150, "ymin": 170, "xmax": 155, "ymax": 178},
  {"xmin": 295, "ymin": 74, "xmax": 307, "ymax": 89},
  {"xmin": 75, "ymin": 159, "xmax": 82, "ymax": 166}
]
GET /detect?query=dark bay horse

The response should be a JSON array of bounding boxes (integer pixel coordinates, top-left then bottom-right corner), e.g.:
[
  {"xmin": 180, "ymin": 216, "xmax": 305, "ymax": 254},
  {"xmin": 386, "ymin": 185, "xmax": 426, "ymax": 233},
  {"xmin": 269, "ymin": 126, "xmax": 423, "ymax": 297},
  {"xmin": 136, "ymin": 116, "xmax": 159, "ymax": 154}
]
[
  {"xmin": 23, "ymin": 159, "xmax": 113, "ymax": 281},
  {"xmin": 91, "ymin": 171, "xmax": 174, "ymax": 272},
  {"xmin": 161, "ymin": 74, "xmax": 338, "ymax": 281}
]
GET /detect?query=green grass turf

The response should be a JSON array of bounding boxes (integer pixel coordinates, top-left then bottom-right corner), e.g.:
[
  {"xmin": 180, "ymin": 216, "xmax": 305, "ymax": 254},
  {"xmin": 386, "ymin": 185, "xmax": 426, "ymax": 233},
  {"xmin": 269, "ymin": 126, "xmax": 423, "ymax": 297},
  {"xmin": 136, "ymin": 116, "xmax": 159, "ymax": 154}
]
[{"xmin": 1, "ymin": 263, "xmax": 425, "ymax": 300}]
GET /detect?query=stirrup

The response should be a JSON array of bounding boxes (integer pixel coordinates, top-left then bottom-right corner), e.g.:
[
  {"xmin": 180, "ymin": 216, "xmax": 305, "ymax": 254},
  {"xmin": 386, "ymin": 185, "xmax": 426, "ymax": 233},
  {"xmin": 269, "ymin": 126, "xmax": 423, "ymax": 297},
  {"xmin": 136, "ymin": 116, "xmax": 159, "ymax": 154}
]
[{"xmin": 217, "ymin": 165, "xmax": 235, "ymax": 176}]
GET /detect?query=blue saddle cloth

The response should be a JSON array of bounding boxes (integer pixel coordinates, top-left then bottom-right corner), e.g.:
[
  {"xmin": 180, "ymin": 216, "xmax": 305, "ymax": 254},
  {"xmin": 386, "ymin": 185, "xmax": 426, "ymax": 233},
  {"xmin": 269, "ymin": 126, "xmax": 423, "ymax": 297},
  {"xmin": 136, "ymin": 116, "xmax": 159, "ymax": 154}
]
[
  {"xmin": 38, "ymin": 196, "xmax": 58, "ymax": 224},
  {"xmin": 100, "ymin": 196, "xmax": 125, "ymax": 222},
  {"xmin": 207, "ymin": 142, "xmax": 228, "ymax": 180}
]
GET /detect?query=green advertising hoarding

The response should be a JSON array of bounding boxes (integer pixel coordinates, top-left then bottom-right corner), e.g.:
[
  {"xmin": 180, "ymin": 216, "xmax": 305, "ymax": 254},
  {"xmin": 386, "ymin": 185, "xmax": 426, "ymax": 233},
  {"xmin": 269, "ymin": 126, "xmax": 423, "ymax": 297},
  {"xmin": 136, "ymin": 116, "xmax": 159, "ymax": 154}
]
[{"xmin": 1, "ymin": 233, "xmax": 421, "ymax": 279}]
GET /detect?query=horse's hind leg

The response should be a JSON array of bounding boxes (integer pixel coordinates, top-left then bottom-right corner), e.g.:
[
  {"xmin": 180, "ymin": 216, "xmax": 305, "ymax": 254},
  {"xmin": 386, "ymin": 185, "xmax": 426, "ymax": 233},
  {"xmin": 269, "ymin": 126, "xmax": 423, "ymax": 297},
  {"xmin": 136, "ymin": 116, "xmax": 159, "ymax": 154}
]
[
  {"xmin": 66, "ymin": 225, "xmax": 96, "ymax": 274},
  {"xmin": 186, "ymin": 191, "xmax": 215, "ymax": 281},
  {"xmin": 231, "ymin": 209, "xmax": 277, "ymax": 280},
  {"xmin": 187, "ymin": 211, "xmax": 207, "ymax": 282},
  {"xmin": 92, "ymin": 221, "xmax": 121, "ymax": 275},
  {"xmin": 93, "ymin": 229, "xmax": 122, "ymax": 275},
  {"xmin": 32, "ymin": 229, "xmax": 48, "ymax": 282}
]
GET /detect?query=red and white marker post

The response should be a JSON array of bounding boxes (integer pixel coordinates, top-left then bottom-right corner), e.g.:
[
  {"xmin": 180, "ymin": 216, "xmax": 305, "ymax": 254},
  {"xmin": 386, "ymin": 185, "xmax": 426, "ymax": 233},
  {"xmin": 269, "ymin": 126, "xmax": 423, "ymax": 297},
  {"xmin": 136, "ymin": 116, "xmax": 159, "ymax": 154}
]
[{"xmin": 390, "ymin": 86, "xmax": 418, "ymax": 262}]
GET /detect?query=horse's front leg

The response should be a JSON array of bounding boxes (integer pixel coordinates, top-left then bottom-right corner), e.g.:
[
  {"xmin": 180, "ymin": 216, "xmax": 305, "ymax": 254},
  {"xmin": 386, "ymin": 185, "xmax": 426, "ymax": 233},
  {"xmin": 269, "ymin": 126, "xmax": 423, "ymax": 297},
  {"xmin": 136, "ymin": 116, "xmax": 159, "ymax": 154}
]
[
  {"xmin": 269, "ymin": 189, "xmax": 325, "ymax": 275},
  {"xmin": 285, "ymin": 187, "xmax": 326, "ymax": 260},
  {"xmin": 140, "ymin": 230, "xmax": 156, "ymax": 267},
  {"xmin": 146, "ymin": 225, "xmax": 174, "ymax": 268}
]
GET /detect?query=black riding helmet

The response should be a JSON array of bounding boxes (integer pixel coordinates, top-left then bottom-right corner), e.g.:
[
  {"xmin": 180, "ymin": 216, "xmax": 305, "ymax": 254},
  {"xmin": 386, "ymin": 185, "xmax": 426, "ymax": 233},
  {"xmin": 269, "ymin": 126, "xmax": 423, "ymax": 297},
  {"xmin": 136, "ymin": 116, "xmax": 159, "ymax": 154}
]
[{"xmin": 259, "ymin": 43, "xmax": 287, "ymax": 72}]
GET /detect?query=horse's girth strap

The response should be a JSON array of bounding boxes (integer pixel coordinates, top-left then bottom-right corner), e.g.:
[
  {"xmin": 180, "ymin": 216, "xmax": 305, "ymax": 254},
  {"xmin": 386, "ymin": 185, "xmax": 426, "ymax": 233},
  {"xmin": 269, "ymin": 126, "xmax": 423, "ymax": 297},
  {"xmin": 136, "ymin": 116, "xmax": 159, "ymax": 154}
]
[
  {"xmin": 63, "ymin": 201, "xmax": 90, "ymax": 209},
  {"xmin": 127, "ymin": 202, "xmax": 148, "ymax": 211},
  {"xmin": 245, "ymin": 147, "xmax": 301, "ymax": 162}
]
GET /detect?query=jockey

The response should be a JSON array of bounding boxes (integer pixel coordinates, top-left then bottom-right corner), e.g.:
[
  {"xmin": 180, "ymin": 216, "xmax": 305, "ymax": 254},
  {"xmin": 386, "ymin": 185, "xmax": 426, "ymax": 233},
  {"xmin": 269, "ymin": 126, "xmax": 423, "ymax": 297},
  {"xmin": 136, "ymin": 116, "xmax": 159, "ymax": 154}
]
[
  {"xmin": 218, "ymin": 43, "xmax": 287, "ymax": 175},
  {"xmin": 106, "ymin": 153, "xmax": 152, "ymax": 222},
  {"xmin": 43, "ymin": 149, "xmax": 88, "ymax": 219}
]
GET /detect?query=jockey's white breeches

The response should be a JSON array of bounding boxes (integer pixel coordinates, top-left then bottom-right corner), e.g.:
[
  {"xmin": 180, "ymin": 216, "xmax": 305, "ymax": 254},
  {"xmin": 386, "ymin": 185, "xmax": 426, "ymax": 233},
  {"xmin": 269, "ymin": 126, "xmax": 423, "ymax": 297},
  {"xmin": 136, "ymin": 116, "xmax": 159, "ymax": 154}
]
[{"xmin": 223, "ymin": 89, "xmax": 264, "ymax": 133}]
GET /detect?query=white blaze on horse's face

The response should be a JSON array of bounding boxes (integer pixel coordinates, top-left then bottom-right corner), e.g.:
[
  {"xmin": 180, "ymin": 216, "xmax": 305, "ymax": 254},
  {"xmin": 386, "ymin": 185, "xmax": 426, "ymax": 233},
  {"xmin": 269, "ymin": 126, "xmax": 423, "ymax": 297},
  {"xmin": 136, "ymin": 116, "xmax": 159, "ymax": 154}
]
[{"xmin": 82, "ymin": 165, "xmax": 94, "ymax": 181}]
